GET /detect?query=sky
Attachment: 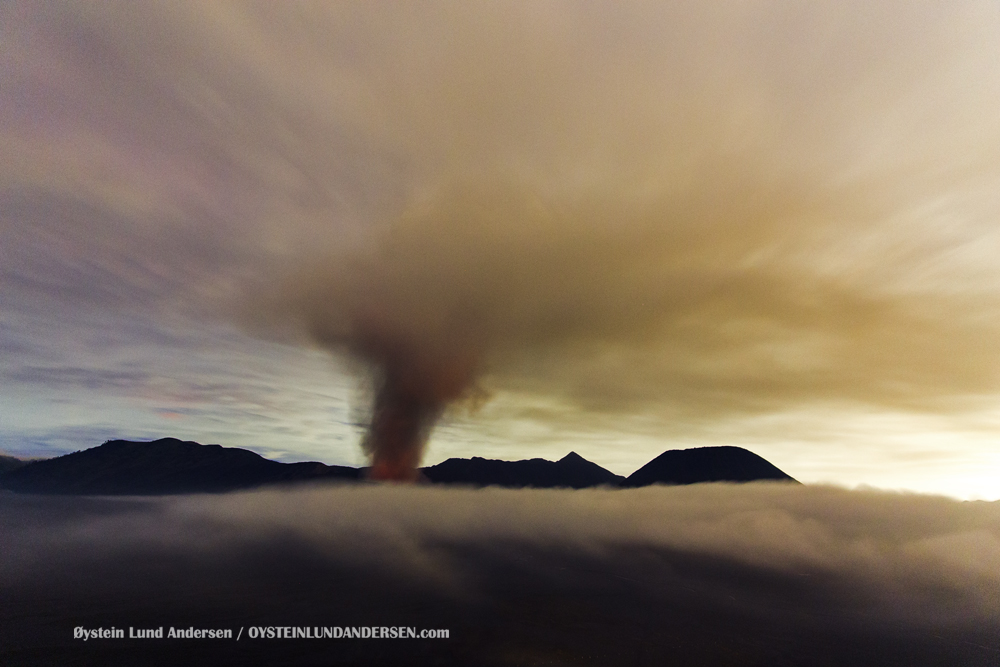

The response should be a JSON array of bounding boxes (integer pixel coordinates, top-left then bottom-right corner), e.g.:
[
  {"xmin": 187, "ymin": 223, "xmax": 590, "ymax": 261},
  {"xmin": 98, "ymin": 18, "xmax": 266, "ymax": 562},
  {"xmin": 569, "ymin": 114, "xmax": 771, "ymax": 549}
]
[{"xmin": 2, "ymin": 1, "xmax": 1000, "ymax": 497}]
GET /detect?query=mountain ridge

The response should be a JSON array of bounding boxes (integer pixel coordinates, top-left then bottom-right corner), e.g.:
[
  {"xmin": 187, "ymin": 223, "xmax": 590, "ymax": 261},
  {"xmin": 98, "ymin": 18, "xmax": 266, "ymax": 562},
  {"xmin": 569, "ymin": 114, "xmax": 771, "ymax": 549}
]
[
  {"xmin": 422, "ymin": 450, "xmax": 626, "ymax": 488},
  {"xmin": 624, "ymin": 445, "xmax": 796, "ymax": 487},
  {"xmin": 0, "ymin": 439, "xmax": 797, "ymax": 495},
  {"xmin": 0, "ymin": 438, "xmax": 360, "ymax": 495},
  {"xmin": 0, "ymin": 454, "xmax": 32, "ymax": 474}
]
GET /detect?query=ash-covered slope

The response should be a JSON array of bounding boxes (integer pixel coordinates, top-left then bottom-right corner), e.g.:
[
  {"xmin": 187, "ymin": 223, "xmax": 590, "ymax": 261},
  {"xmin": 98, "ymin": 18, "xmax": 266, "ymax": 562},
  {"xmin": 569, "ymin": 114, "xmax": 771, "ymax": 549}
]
[
  {"xmin": 0, "ymin": 438, "xmax": 360, "ymax": 495},
  {"xmin": 624, "ymin": 446, "xmax": 798, "ymax": 487}
]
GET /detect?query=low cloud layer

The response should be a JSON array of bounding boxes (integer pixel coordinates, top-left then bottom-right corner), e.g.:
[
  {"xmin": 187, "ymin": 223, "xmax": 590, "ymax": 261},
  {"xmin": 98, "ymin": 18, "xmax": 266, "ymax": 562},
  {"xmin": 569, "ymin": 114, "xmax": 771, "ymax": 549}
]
[{"xmin": 2, "ymin": 485, "xmax": 999, "ymax": 664}]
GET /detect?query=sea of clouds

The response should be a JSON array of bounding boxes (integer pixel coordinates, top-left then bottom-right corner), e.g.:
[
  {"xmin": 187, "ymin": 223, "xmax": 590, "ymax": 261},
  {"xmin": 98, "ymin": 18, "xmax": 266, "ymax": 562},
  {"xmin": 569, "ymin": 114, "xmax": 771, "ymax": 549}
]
[{"xmin": 2, "ymin": 483, "xmax": 998, "ymax": 665}]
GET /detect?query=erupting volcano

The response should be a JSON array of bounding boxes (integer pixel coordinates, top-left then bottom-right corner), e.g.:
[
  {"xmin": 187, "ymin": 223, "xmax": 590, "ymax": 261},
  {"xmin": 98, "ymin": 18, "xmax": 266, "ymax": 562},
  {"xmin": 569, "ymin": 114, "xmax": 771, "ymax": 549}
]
[
  {"xmin": 358, "ymin": 331, "xmax": 480, "ymax": 482},
  {"xmin": 243, "ymin": 0, "xmax": 1000, "ymax": 490}
]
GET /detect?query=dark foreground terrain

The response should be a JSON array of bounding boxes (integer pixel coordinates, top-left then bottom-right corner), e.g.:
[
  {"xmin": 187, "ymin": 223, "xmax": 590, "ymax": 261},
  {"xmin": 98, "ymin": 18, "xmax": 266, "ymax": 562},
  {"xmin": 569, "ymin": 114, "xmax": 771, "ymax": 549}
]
[{"xmin": 1, "ymin": 484, "xmax": 997, "ymax": 666}]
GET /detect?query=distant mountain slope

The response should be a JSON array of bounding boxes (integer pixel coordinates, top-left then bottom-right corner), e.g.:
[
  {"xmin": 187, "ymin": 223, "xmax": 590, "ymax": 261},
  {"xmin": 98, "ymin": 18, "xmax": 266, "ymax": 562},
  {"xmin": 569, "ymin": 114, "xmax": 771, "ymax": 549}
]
[
  {"xmin": 623, "ymin": 446, "xmax": 798, "ymax": 487},
  {"xmin": 0, "ymin": 439, "xmax": 796, "ymax": 495},
  {"xmin": 0, "ymin": 438, "xmax": 360, "ymax": 495},
  {"xmin": 422, "ymin": 451, "xmax": 625, "ymax": 488},
  {"xmin": 0, "ymin": 454, "xmax": 31, "ymax": 474}
]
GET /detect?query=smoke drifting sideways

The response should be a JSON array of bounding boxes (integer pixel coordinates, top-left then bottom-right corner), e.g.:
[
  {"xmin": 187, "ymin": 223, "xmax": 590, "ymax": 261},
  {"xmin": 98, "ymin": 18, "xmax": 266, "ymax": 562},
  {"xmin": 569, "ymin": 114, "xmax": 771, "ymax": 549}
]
[
  {"xmin": 2, "ymin": 485, "xmax": 999, "ymax": 665},
  {"xmin": 7, "ymin": 2, "xmax": 1000, "ymax": 475},
  {"xmin": 249, "ymin": 1, "xmax": 1000, "ymax": 479}
]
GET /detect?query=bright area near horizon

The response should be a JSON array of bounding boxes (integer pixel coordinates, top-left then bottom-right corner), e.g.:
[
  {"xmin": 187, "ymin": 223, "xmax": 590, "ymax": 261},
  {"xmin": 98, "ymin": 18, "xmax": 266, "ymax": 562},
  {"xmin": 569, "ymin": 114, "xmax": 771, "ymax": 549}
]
[
  {"xmin": 3, "ymin": 2, "xmax": 1000, "ymax": 501},
  {"xmin": 3, "ymin": 320, "xmax": 998, "ymax": 501}
]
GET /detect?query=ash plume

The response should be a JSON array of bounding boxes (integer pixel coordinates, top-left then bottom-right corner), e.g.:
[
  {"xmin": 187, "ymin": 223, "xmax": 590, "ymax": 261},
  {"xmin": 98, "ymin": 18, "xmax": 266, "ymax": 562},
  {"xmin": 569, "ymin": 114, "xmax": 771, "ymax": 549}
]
[
  {"xmin": 351, "ymin": 323, "xmax": 480, "ymax": 481},
  {"xmin": 248, "ymin": 0, "xmax": 1000, "ymax": 478},
  {"xmin": 6, "ymin": 2, "xmax": 1000, "ymax": 475}
]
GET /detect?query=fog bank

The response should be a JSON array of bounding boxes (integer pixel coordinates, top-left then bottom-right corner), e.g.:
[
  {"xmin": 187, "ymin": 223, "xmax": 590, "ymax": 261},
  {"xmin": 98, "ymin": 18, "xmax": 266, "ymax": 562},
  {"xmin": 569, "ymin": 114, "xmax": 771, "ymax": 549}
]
[{"xmin": 2, "ymin": 484, "xmax": 998, "ymax": 665}]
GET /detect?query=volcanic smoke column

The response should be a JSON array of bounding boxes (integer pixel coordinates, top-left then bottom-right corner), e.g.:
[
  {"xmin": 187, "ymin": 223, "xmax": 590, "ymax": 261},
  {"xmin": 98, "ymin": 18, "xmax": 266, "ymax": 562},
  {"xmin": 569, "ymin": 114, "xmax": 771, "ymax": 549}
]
[{"xmin": 354, "ymin": 324, "xmax": 480, "ymax": 482}]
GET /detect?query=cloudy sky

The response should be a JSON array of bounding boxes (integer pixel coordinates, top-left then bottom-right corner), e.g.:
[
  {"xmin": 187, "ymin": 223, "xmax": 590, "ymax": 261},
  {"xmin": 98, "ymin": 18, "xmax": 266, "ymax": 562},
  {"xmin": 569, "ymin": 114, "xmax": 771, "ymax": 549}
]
[{"xmin": 3, "ymin": 1, "xmax": 1000, "ymax": 497}]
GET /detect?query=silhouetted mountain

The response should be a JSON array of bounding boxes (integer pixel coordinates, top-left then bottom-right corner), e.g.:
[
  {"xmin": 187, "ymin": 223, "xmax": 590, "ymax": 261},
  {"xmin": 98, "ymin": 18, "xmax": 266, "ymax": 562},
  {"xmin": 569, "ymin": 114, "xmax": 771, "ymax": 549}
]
[
  {"xmin": 0, "ymin": 439, "xmax": 796, "ymax": 495},
  {"xmin": 421, "ymin": 451, "xmax": 625, "ymax": 488},
  {"xmin": 0, "ymin": 454, "xmax": 31, "ymax": 474},
  {"xmin": 623, "ymin": 446, "xmax": 798, "ymax": 487},
  {"xmin": 0, "ymin": 438, "xmax": 360, "ymax": 495}
]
